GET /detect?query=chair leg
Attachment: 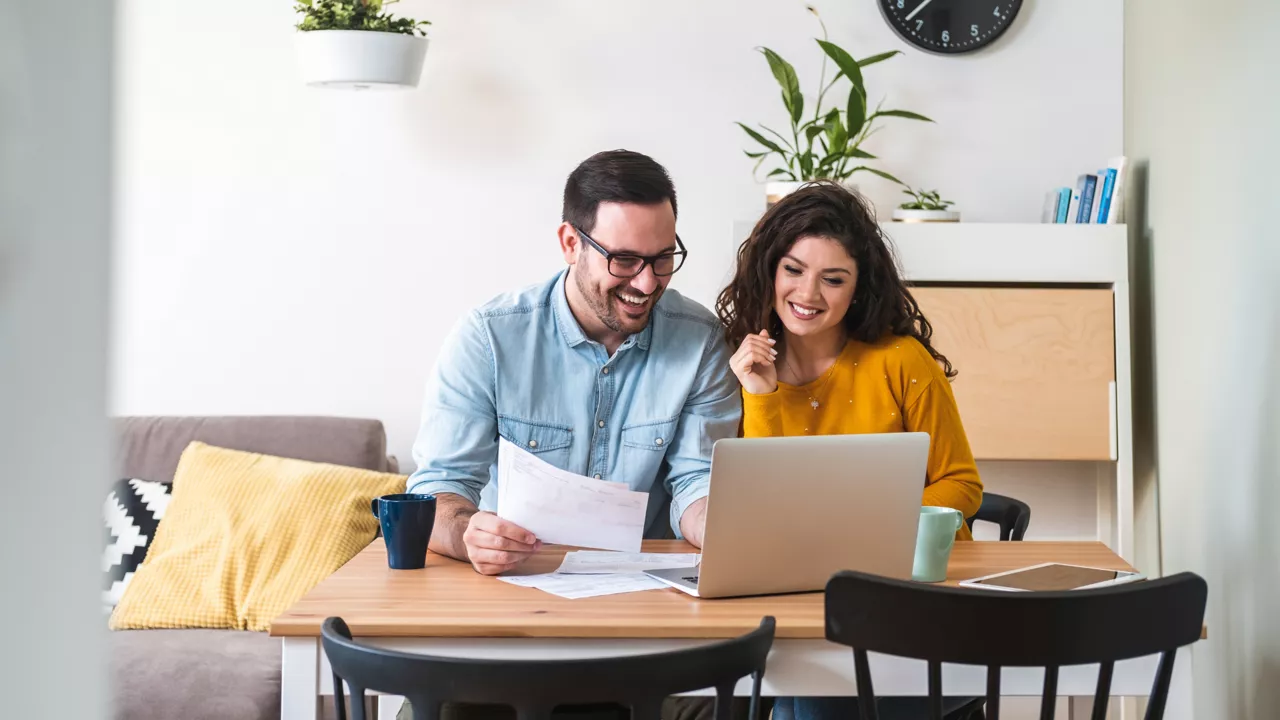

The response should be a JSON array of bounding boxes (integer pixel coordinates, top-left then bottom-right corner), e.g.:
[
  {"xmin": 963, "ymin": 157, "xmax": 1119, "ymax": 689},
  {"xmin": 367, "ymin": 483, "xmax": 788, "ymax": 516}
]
[
  {"xmin": 853, "ymin": 649, "xmax": 879, "ymax": 720},
  {"xmin": 334, "ymin": 675, "xmax": 348, "ymax": 720},
  {"xmin": 749, "ymin": 670, "xmax": 763, "ymax": 720}
]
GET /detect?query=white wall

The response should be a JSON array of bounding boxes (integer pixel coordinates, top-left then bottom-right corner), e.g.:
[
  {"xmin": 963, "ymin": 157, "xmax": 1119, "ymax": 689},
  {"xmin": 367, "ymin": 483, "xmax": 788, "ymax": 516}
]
[
  {"xmin": 1, "ymin": 2, "xmax": 113, "ymax": 718},
  {"xmin": 1126, "ymin": 0, "xmax": 1280, "ymax": 716},
  {"xmin": 112, "ymin": 0, "xmax": 1123, "ymax": 479}
]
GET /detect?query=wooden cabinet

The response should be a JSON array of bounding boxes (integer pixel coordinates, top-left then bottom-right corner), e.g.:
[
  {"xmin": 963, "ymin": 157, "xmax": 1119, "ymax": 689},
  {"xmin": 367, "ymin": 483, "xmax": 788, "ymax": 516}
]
[{"xmin": 911, "ymin": 287, "xmax": 1116, "ymax": 461}]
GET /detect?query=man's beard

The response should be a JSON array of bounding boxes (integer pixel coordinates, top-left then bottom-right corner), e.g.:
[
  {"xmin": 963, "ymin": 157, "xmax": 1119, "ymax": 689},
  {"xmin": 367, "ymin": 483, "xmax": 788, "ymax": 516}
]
[{"xmin": 575, "ymin": 265, "xmax": 657, "ymax": 335}]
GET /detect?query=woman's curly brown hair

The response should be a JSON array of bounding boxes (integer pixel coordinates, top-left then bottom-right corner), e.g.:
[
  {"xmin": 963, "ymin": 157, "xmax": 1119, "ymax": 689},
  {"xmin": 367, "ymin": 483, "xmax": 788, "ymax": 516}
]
[{"xmin": 716, "ymin": 180, "xmax": 955, "ymax": 378}]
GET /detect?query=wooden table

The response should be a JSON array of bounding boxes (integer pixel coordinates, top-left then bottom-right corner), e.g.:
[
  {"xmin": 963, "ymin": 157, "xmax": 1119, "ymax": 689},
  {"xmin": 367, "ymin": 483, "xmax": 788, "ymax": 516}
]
[{"xmin": 272, "ymin": 541, "xmax": 1193, "ymax": 720}]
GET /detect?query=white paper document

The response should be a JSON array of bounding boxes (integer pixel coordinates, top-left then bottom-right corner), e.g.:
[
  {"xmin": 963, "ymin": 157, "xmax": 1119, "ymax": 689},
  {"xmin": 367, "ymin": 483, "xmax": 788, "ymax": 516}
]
[
  {"xmin": 497, "ymin": 438, "xmax": 647, "ymax": 553},
  {"xmin": 556, "ymin": 551, "xmax": 701, "ymax": 575},
  {"xmin": 498, "ymin": 572, "xmax": 666, "ymax": 599}
]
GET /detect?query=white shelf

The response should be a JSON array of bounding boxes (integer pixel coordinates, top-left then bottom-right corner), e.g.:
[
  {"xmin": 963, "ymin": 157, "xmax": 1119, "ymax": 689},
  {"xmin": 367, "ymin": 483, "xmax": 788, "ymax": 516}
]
[
  {"xmin": 880, "ymin": 223, "xmax": 1128, "ymax": 284},
  {"xmin": 731, "ymin": 222, "xmax": 1129, "ymax": 285}
]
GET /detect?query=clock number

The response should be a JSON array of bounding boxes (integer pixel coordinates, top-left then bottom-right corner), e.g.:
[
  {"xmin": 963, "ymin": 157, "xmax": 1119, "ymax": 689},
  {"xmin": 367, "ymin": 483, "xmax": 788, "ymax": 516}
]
[{"xmin": 883, "ymin": 0, "xmax": 1022, "ymax": 53}]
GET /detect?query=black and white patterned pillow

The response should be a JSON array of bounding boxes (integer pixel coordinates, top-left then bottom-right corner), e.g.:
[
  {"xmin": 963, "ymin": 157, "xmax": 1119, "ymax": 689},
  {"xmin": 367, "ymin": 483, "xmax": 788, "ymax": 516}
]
[{"xmin": 103, "ymin": 478, "xmax": 171, "ymax": 613}]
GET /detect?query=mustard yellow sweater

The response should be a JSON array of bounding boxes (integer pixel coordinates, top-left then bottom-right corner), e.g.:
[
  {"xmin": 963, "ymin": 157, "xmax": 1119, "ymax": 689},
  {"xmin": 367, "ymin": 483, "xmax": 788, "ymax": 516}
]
[{"xmin": 742, "ymin": 335, "xmax": 983, "ymax": 540}]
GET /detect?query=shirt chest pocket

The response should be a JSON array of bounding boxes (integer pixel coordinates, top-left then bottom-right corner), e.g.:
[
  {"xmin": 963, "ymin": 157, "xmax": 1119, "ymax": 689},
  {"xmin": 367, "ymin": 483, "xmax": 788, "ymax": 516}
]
[
  {"xmin": 498, "ymin": 416, "xmax": 574, "ymax": 467},
  {"xmin": 617, "ymin": 416, "xmax": 679, "ymax": 480},
  {"xmin": 621, "ymin": 417, "xmax": 679, "ymax": 451}
]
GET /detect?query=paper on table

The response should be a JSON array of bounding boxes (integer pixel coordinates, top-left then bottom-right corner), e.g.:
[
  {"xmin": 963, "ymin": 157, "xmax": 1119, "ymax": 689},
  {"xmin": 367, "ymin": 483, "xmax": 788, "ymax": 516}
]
[
  {"xmin": 556, "ymin": 551, "xmax": 701, "ymax": 575},
  {"xmin": 497, "ymin": 572, "xmax": 666, "ymax": 599},
  {"xmin": 496, "ymin": 438, "xmax": 647, "ymax": 552}
]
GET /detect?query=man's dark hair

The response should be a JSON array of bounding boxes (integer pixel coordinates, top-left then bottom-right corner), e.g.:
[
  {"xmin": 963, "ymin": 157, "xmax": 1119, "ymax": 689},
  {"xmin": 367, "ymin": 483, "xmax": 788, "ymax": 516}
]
[{"xmin": 562, "ymin": 150, "xmax": 678, "ymax": 234}]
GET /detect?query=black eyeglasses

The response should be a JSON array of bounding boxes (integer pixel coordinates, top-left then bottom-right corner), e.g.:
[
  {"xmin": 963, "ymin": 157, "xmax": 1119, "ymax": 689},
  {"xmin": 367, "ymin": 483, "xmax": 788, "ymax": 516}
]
[{"xmin": 574, "ymin": 226, "xmax": 688, "ymax": 278}]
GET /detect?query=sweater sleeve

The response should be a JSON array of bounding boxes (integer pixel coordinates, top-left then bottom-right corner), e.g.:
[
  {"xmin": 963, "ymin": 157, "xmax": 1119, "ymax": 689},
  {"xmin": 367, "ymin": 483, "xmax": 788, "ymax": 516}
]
[
  {"xmin": 741, "ymin": 389, "xmax": 786, "ymax": 438},
  {"xmin": 904, "ymin": 375, "xmax": 984, "ymax": 528}
]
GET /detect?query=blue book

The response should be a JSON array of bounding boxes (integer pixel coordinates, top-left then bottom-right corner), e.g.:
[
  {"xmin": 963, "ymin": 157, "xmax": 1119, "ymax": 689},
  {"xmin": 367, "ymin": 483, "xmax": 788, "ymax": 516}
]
[
  {"xmin": 1076, "ymin": 174, "xmax": 1098, "ymax": 223},
  {"xmin": 1095, "ymin": 168, "xmax": 1117, "ymax": 223},
  {"xmin": 1089, "ymin": 173, "xmax": 1106, "ymax": 223},
  {"xmin": 1055, "ymin": 188, "xmax": 1071, "ymax": 223}
]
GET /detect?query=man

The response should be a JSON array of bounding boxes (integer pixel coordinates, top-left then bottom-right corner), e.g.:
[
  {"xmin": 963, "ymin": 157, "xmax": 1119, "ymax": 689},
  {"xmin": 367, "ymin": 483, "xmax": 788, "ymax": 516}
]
[
  {"xmin": 408, "ymin": 148, "xmax": 739, "ymax": 573},
  {"xmin": 400, "ymin": 151, "xmax": 745, "ymax": 720}
]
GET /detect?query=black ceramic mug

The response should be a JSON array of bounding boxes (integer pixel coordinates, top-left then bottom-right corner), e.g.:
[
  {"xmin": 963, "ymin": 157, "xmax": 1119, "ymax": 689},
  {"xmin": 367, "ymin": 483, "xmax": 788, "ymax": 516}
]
[{"xmin": 370, "ymin": 493, "xmax": 437, "ymax": 570}]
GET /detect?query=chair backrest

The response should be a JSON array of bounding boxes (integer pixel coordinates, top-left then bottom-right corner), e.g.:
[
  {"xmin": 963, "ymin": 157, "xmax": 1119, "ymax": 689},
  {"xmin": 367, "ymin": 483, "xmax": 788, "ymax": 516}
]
[
  {"xmin": 321, "ymin": 616, "xmax": 776, "ymax": 720},
  {"xmin": 824, "ymin": 571, "xmax": 1206, "ymax": 720},
  {"xmin": 965, "ymin": 492, "xmax": 1031, "ymax": 541}
]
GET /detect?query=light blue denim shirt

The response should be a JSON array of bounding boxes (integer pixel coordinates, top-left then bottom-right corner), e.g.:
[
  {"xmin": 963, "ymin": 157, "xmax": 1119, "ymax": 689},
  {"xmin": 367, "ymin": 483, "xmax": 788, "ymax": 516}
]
[{"xmin": 407, "ymin": 271, "xmax": 742, "ymax": 537}]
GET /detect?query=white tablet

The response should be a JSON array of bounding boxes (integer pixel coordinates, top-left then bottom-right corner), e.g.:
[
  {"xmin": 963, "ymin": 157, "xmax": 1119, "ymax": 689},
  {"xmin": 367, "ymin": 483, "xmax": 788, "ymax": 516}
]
[{"xmin": 957, "ymin": 562, "xmax": 1146, "ymax": 592}]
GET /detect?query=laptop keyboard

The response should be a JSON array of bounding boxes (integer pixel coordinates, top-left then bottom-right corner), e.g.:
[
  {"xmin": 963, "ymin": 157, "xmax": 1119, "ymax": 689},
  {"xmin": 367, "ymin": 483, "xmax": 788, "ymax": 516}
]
[{"xmin": 682, "ymin": 574, "xmax": 700, "ymax": 583}]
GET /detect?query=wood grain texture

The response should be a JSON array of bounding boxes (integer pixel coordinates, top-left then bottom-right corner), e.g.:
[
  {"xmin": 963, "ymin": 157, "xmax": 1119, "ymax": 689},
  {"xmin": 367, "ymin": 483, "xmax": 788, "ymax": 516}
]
[
  {"xmin": 911, "ymin": 287, "xmax": 1116, "ymax": 460},
  {"xmin": 269, "ymin": 540, "xmax": 1135, "ymax": 639}
]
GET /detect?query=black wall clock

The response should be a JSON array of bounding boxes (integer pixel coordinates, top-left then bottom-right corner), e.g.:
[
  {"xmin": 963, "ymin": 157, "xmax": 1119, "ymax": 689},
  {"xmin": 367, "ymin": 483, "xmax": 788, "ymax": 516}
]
[{"xmin": 878, "ymin": 0, "xmax": 1023, "ymax": 55}]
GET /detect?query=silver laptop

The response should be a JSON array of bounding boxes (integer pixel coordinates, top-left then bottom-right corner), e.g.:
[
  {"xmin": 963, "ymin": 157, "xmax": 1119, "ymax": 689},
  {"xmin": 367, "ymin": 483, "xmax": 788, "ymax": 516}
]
[{"xmin": 645, "ymin": 433, "xmax": 929, "ymax": 598}]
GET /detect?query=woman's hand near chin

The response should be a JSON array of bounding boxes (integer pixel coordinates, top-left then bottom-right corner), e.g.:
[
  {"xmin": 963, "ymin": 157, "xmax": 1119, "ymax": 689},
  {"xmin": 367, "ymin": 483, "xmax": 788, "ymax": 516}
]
[{"xmin": 730, "ymin": 329, "xmax": 779, "ymax": 395}]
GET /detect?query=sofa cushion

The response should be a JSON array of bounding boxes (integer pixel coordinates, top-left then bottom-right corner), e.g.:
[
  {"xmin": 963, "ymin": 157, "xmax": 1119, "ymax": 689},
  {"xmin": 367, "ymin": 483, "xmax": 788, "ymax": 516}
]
[
  {"xmin": 113, "ymin": 416, "xmax": 392, "ymax": 485},
  {"xmin": 110, "ymin": 442, "xmax": 406, "ymax": 632},
  {"xmin": 103, "ymin": 478, "xmax": 172, "ymax": 612},
  {"xmin": 110, "ymin": 629, "xmax": 279, "ymax": 720}
]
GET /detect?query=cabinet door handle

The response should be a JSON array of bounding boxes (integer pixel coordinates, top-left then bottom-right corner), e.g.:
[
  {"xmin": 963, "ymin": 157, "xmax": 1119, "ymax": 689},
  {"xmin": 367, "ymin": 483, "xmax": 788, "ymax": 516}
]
[{"xmin": 1108, "ymin": 381, "xmax": 1118, "ymax": 461}]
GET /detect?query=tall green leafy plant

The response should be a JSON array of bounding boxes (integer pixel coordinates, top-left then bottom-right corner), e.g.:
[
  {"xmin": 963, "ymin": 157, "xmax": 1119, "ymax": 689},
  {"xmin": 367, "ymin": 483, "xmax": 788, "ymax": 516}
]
[
  {"xmin": 738, "ymin": 6, "xmax": 932, "ymax": 185},
  {"xmin": 295, "ymin": 0, "xmax": 430, "ymax": 36}
]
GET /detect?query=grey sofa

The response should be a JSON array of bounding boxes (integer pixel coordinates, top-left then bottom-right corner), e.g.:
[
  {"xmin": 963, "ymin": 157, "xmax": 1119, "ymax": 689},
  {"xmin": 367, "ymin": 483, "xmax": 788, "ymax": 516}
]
[{"xmin": 110, "ymin": 416, "xmax": 399, "ymax": 720}]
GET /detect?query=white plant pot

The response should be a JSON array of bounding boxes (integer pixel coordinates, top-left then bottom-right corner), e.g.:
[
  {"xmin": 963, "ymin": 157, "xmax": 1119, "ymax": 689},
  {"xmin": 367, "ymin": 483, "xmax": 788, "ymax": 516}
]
[
  {"xmin": 296, "ymin": 30, "xmax": 428, "ymax": 90},
  {"xmin": 891, "ymin": 208, "xmax": 961, "ymax": 223},
  {"xmin": 765, "ymin": 179, "xmax": 859, "ymax": 208}
]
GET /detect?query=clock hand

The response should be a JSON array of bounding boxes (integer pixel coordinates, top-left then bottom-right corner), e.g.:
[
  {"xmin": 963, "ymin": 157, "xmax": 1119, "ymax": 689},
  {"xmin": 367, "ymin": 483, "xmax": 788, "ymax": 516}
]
[{"xmin": 905, "ymin": 0, "xmax": 937, "ymax": 22}]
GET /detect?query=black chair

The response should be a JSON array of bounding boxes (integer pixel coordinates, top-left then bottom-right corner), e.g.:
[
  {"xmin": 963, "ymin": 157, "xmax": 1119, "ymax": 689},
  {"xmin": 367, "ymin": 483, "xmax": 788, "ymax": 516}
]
[
  {"xmin": 321, "ymin": 616, "xmax": 776, "ymax": 720},
  {"xmin": 949, "ymin": 493, "xmax": 1031, "ymax": 718},
  {"xmin": 824, "ymin": 570, "xmax": 1207, "ymax": 720},
  {"xmin": 965, "ymin": 492, "xmax": 1031, "ymax": 541}
]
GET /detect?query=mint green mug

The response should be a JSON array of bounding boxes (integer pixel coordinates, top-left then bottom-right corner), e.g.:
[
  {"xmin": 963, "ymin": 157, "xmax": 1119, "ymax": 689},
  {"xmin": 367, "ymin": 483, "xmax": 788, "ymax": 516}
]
[{"xmin": 912, "ymin": 506, "xmax": 963, "ymax": 583}]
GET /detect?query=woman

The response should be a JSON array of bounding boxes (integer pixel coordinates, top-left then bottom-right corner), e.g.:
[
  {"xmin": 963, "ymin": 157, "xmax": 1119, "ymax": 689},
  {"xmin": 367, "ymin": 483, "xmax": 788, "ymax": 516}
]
[{"xmin": 717, "ymin": 181, "xmax": 982, "ymax": 720}]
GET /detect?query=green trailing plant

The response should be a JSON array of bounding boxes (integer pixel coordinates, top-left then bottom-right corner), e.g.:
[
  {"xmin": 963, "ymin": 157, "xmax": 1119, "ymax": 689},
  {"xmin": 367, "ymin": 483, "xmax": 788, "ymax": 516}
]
[
  {"xmin": 738, "ymin": 6, "xmax": 932, "ymax": 185},
  {"xmin": 294, "ymin": 0, "xmax": 430, "ymax": 36},
  {"xmin": 898, "ymin": 187, "xmax": 955, "ymax": 211}
]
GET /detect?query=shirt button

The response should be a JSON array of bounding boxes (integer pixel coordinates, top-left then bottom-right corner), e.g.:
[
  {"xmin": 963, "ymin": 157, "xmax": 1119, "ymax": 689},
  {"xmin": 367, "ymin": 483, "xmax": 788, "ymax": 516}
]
[
  {"xmin": 654, "ymin": 438, "xmax": 664, "ymax": 446},
  {"xmin": 527, "ymin": 440, "xmax": 538, "ymax": 449},
  {"xmin": 598, "ymin": 420, "xmax": 605, "ymax": 428},
  {"xmin": 602, "ymin": 367, "xmax": 610, "ymax": 375},
  {"xmin": 594, "ymin": 474, "xmax": 602, "ymax": 480}
]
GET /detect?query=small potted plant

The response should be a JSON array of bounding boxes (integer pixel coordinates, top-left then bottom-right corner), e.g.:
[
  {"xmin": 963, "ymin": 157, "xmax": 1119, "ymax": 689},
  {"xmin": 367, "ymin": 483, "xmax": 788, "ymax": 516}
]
[
  {"xmin": 893, "ymin": 187, "xmax": 960, "ymax": 223},
  {"xmin": 738, "ymin": 6, "xmax": 934, "ymax": 207},
  {"xmin": 294, "ymin": 0, "xmax": 430, "ymax": 89}
]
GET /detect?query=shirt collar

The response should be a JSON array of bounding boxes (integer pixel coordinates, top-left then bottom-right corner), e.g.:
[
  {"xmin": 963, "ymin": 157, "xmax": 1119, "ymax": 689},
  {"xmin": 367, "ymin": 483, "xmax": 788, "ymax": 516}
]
[
  {"xmin": 553, "ymin": 270, "xmax": 588, "ymax": 348},
  {"xmin": 633, "ymin": 311, "xmax": 654, "ymax": 351},
  {"xmin": 553, "ymin": 270, "xmax": 654, "ymax": 353}
]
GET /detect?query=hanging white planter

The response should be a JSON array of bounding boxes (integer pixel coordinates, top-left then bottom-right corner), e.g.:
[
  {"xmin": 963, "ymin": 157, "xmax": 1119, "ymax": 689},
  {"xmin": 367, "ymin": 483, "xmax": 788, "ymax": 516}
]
[{"xmin": 296, "ymin": 30, "xmax": 428, "ymax": 90}]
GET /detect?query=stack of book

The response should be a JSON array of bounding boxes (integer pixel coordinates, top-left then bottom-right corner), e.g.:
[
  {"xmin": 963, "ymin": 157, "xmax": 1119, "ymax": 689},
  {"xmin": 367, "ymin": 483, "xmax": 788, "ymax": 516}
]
[{"xmin": 1042, "ymin": 156, "xmax": 1127, "ymax": 224}]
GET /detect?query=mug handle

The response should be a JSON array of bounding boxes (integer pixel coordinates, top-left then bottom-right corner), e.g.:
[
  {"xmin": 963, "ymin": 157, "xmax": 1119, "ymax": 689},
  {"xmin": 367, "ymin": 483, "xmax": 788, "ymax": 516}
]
[
  {"xmin": 953, "ymin": 510, "xmax": 964, "ymax": 532},
  {"xmin": 371, "ymin": 498, "xmax": 380, "ymax": 517}
]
